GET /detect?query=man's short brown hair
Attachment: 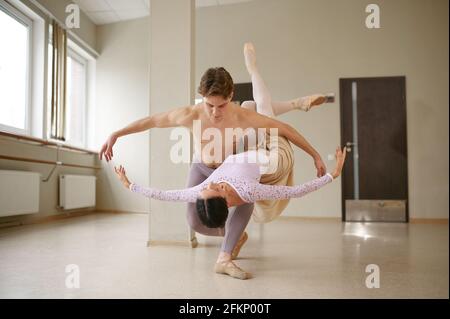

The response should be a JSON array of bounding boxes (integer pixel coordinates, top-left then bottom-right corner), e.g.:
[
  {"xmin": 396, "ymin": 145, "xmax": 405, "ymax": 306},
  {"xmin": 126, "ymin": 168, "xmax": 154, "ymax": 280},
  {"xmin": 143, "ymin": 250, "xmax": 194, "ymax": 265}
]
[{"xmin": 198, "ymin": 67, "xmax": 234, "ymax": 99}]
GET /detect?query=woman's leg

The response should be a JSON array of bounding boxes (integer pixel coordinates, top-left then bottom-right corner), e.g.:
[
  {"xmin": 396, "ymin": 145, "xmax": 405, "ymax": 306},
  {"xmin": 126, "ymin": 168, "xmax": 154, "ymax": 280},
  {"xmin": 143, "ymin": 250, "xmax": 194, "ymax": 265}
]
[
  {"xmin": 214, "ymin": 44, "xmax": 274, "ymax": 279},
  {"xmin": 242, "ymin": 96, "xmax": 330, "ymax": 116},
  {"xmin": 272, "ymin": 94, "xmax": 329, "ymax": 114},
  {"xmin": 242, "ymin": 42, "xmax": 333, "ymax": 115},
  {"xmin": 215, "ymin": 203, "xmax": 254, "ymax": 280},
  {"xmin": 221, "ymin": 203, "xmax": 254, "ymax": 254},
  {"xmin": 216, "ymin": 43, "xmax": 272, "ymax": 259},
  {"xmin": 244, "ymin": 43, "xmax": 274, "ymax": 117}
]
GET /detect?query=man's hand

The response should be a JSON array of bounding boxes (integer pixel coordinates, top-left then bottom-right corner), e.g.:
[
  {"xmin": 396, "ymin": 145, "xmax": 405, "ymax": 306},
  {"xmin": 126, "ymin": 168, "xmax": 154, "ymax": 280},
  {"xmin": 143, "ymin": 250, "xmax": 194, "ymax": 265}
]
[
  {"xmin": 114, "ymin": 165, "xmax": 131, "ymax": 189},
  {"xmin": 314, "ymin": 156, "xmax": 327, "ymax": 177},
  {"xmin": 99, "ymin": 133, "xmax": 118, "ymax": 162}
]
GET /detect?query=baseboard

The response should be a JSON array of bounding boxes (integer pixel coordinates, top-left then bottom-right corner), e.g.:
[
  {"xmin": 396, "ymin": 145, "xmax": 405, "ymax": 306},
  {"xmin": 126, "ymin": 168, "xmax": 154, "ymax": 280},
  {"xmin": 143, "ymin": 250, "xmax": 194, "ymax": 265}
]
[
  {"xmin": 0, "ymin": 209, "xmax": 148, "ymax": 230},
  {"xmin": 410, "ymin": 218, "xmax": 448, "ymax": 224},
  {"xmin": 276, "ymin": 216, "xmax": 341, "ymax": 221},
  {"xmin": 278, "ymin": 216, "xmax": 448, "ymax": 224},
  {"xmin": 95, "ymin": 209, "xmax": 148, "ymax": 215},
  {"xmin": 0, "ymin": 208, "xmax": 97, "ymax": 229}
]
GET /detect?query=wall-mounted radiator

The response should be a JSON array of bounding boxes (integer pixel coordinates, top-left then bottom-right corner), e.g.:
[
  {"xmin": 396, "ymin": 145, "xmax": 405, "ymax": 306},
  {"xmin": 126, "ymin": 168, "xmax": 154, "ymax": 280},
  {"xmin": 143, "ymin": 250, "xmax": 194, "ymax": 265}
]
[
  {"xmin": 59, "ymin": 175, "xmax": 96, "ymax": 210},
  {"xmin": 0, "ymin": 170, "xmax": 40, "ymax": 217}
]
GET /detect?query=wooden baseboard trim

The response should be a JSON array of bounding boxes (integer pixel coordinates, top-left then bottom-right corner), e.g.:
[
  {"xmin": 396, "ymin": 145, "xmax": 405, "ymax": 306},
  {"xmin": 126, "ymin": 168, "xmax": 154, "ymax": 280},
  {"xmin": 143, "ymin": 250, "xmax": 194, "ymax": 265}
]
[
  {"xmin": 0, "ymin": 209, "xmax": 147, "ymax": 229},
  {"xmin": 0, "ymin": 209, "xmax": 97, "ymax": 229},
  {"xmin": 95, "ymin": 209, "xmax": 148, "ymax": 215}
]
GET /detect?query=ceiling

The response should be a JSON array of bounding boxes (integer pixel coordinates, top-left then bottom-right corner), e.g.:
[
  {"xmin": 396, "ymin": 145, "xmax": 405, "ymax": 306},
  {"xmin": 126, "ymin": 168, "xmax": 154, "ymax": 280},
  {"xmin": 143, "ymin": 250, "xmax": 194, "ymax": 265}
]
[{"xmin": 73, "ymin": 0, "xmax": 255, "ymax": 25}]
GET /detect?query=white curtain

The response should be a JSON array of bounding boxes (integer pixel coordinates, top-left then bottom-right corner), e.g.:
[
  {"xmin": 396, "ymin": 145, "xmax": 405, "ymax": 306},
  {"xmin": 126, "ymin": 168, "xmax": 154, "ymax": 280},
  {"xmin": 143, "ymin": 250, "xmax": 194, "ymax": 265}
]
[{"xmin": 50, "ymin": 20, "xmax": 67, "ymax": 141}]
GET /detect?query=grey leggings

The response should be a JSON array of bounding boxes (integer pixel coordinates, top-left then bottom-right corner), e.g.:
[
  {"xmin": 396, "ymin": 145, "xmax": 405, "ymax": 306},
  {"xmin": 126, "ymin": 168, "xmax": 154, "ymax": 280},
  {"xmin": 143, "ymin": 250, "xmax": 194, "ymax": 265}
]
[{"xmin": 186, "ymin": 162, "xmax": 254, "ymax": 254}]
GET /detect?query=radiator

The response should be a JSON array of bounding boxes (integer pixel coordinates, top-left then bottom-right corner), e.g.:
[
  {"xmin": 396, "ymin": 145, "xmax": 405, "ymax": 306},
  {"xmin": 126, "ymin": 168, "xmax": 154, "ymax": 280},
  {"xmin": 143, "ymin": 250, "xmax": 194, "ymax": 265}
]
[
  {"xmin": 59, "ymin": 175, "xmax": 96, "ymax": 210},
  {"xmin": 0, "ymin": 170, "xmax": 40, "ymax": 217}
]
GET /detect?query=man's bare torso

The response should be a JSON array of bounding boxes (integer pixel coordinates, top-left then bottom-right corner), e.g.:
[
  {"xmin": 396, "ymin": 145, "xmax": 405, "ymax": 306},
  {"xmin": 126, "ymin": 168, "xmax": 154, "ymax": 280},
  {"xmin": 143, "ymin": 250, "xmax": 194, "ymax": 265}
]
[{"xmin": 189, "ymin": 103, "xmax": 251, "ymax": 168}]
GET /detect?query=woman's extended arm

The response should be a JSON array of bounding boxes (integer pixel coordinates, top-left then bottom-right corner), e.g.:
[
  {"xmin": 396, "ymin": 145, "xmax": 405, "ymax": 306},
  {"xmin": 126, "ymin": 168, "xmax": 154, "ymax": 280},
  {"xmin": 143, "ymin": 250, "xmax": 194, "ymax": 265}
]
[
  {"xmin": 249, "ymin": 173, "xmax": 334, "ymax": 202},
  {"xmin": 129, "ymin": 183, "xmax": 202, "ymax": 203},
  {"xmin": 114, "ymin": 165, "xmax": 203, "ymax": 202},
  {"xmin": 248, "ymin": 146, "xmax": 346, "ymax": 202}
]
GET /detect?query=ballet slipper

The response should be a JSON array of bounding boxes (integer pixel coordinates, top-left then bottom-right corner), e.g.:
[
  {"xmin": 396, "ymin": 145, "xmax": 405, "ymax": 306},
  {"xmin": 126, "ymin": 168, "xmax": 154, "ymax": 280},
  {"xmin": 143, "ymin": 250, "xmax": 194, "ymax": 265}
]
[
  {"xmin": 325, "ymin": 93, "xmax": 335, "ymax": 103},
  {"xmin": 214, "ymin": 260, "xmax": 251, "ymax": 280},
  {"xmin": 231, "ymin": 231, "xmax": 248, "ymax": 260},
  {"xmin": 292, "ymin": 93, "xmax": 335, "ymax": 112}
]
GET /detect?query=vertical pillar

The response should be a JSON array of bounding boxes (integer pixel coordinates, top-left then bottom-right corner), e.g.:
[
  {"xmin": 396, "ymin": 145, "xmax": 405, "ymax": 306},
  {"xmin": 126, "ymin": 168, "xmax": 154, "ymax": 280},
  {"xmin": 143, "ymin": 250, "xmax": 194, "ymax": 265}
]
[{"xmin": 148, "ymin": 0, "xmax": 195, "ymax": 244}]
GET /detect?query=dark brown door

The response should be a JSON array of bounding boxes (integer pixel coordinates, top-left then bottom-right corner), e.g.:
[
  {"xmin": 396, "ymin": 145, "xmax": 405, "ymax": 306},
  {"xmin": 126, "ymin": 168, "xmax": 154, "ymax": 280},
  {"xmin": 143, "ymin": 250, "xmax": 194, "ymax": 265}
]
[
  {"xmin": 340, "ymin": 77, "xmax": 408, "ymax": 222},
  {"xmin": 233, "ymin": 83, "xmax": 253, "ymax": 104}
]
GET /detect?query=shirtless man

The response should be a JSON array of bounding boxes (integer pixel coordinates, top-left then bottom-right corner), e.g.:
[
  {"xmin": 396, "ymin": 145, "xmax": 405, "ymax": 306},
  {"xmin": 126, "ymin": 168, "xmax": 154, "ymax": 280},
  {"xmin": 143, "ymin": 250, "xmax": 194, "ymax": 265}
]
[{"xmin": 99, "ymin": 43, "xmax": 331, "ymax": 275}]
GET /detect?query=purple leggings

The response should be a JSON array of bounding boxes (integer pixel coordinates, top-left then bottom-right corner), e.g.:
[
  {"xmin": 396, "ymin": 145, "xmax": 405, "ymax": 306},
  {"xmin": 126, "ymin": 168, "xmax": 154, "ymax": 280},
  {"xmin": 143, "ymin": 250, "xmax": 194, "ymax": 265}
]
[{"xmin": 186, "ymin": 162, "xmax": 254, "ymax": 254}]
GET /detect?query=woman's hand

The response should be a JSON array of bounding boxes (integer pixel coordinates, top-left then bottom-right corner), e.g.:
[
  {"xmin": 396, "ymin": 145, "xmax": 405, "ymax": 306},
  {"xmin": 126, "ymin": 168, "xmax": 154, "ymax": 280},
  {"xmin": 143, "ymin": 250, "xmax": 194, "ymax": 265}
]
[
  {"xmin": 114, "ymin": 165, "xmax": 131, "ymax": 189},
  {"xmin": 331, "ymin": 147, "xmax": 347, "ymax": 179}
]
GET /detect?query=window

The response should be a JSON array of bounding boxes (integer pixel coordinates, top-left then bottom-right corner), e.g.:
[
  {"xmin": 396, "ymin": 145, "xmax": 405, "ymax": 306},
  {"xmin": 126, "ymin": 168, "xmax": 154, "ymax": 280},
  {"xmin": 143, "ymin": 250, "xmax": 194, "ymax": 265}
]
[
  {"xmin": 0, "ymin": 1, "xmax": 93, "ymax": 146},
  {"xmin": 0, "ymin": 3, "xmax": 32, "ymax": 134},
  {"xmin": 66, "ymin": 49, "xmax": 87, "ymax": 147}
]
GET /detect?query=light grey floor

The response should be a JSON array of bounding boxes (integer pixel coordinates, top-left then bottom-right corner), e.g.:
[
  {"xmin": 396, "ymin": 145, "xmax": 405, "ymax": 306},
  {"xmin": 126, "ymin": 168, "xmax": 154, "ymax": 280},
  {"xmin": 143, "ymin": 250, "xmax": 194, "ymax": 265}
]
[{"xmin": 0, "ymin": 213, "xmax": 448, "ymax": 299}]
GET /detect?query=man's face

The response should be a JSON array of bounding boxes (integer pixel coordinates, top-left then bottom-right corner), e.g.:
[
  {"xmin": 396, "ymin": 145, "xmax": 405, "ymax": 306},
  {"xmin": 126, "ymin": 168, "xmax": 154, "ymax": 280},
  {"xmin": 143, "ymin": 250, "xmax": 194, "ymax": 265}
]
[{"xmin": 203, "ymin": 94, "xmax": 232, "ymax": 124}]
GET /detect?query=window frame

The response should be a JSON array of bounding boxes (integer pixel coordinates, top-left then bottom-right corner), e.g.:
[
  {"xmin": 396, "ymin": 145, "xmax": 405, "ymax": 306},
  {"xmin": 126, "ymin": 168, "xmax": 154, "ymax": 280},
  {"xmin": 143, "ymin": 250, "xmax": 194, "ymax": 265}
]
[
  {"xmin": 0, "ymin": 1, "xmax": 33, "ymax": 136},
  {"xmin": 47, "ymin": 33, "xmax": 89, "ymax": 149}
]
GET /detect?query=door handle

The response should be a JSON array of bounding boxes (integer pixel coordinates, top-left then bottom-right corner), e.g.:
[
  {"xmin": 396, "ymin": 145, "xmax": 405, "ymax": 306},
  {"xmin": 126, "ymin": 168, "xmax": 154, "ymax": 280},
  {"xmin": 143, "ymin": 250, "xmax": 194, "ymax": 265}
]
[{"xmin": 346, "ymin": 142, "xmax": 357, "ymax": 152}]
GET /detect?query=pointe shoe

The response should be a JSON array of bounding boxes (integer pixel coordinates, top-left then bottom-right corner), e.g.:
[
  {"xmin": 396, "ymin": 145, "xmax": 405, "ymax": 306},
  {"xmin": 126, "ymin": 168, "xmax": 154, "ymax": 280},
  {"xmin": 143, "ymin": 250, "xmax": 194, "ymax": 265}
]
[
  {"xmin": 231, "ymin": 231, "xmax": 248, "ymax": 260},
  {"xmin": 325, "ymin": 93, "xmax": 335, "ymax": 103},
  {"xmin": 214, "ymin": 260, "xmax": 251, "ymax": 280},
  {"xmin": 244, "ymin": 42, "xmax": 257, "ymax": 75},
  {"xmin": 293, "ymin": 93, "xmax": 335, "ymax": 112}
]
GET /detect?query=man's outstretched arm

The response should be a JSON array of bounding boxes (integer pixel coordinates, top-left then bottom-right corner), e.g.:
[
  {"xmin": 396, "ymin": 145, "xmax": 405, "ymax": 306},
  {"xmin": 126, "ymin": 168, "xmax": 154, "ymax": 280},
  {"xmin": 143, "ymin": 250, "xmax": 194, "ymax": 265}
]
[
  {"xmin": 240, "ymin": 108, "xmax": 327, "ymax": 177},
  {"xmin": 99, "ymin": 106, "xmax": 195, "ymax": 161}
]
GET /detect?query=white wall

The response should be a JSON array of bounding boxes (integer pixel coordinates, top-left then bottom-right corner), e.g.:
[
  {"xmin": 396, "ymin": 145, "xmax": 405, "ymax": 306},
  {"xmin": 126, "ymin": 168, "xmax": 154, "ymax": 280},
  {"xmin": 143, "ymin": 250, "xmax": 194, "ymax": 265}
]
[
  {"xmin": 32, "ymin": 0, "xmax": 97, "ymax": 50},
  {"xmin": 95, "ymin": 18, "xmax": 150, "ymax": 213},
  {"xmin": 196, "ymin": 0, "xmax": 449, "ymax": 219}
]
